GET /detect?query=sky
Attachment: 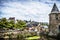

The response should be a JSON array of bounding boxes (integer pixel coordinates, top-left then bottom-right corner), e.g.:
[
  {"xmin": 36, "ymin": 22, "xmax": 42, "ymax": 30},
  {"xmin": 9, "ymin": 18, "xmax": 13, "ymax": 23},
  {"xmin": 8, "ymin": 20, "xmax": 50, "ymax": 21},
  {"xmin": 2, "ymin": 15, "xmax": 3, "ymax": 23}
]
[{"xmin": 0, "ymin": 0, "xmax": 60, "ymax": 23}]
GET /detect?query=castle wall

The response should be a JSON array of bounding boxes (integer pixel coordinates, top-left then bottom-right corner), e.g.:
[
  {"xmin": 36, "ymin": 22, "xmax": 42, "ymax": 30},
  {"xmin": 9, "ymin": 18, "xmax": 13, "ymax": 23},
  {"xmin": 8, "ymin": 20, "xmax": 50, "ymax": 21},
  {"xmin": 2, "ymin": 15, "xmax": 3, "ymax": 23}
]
[{"xmin": 49, "ymin": 13, "xmax": 60, "ymax": 35}]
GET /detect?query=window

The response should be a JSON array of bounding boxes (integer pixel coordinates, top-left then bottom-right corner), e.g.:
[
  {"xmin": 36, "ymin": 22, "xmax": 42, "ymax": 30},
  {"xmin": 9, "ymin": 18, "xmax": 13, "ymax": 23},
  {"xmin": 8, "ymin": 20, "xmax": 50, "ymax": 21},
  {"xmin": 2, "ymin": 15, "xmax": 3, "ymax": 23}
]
[
  {"xmin": 59, "ymin": 25, "xmax": 60, "ymax": 32},
  {"xmin": 58, "ymin": 17, "xmax": 60, "ymax": 20},
  {"xmin": 56, "ymin": 14, "xmax": 58, "ymax": 20},
  {"xmin": 56, "ymin": 17, "xmax": 58, "ymax": 20}
]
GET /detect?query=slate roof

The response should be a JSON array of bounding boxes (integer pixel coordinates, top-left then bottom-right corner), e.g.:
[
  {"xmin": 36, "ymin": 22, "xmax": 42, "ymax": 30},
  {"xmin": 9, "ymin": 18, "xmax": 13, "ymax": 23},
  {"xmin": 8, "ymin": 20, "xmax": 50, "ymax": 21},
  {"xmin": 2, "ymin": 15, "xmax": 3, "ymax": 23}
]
[
  {"xmin": 51, "ymin": 3, "xmax": 59, "ymax": 13},
  {"xmin": 26, "ymin": 21, "xmax": 39, "ymax": 27}
]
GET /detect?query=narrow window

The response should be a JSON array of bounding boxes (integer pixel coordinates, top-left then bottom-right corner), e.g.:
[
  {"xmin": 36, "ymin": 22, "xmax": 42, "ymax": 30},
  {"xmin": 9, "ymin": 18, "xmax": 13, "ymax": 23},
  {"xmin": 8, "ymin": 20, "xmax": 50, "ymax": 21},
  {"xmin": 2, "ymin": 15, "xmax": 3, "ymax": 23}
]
[
  {"xmin": 56, "ymin": 14, "xmax": 58, "ymax": 20},
  {"xmin": 59, "ymin": 25, "xmax": 60, "ymax": 32}
]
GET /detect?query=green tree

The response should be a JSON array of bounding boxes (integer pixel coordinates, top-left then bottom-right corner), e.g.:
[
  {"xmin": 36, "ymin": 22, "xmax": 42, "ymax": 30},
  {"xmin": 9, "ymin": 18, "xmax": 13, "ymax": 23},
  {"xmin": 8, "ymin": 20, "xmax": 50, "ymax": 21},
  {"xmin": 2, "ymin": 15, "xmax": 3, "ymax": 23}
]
[
  {"xmin": 16, "ymin": 20, "xmax": 26, "ymax": 29},
  {"xmin": 0, "ymin": 18, "xmax": 8, "ymax": 28},
  {"xmin": 8, "ymin": 20, "xmax": 15, "ymax": 29},
  {"xmin": 0, "ymin": 18, "xmax": 26, "ymax": 29}
]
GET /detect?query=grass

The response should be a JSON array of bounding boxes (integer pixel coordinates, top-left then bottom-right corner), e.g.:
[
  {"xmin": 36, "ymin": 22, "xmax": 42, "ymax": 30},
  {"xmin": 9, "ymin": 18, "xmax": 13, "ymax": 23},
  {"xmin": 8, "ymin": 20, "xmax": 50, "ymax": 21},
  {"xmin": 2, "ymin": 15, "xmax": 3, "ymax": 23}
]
[{"xmin": 26, "ymin": 36, "xmax": 40, "ymax": 40}]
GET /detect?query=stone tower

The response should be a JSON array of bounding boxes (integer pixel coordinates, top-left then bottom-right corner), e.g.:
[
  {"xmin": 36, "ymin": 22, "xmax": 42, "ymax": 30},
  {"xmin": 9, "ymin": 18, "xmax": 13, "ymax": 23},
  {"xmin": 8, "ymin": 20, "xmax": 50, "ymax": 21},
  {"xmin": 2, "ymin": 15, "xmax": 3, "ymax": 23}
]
[{"xmin": 49, "ymin": 3, "xmax": 60, "ymax": 35}]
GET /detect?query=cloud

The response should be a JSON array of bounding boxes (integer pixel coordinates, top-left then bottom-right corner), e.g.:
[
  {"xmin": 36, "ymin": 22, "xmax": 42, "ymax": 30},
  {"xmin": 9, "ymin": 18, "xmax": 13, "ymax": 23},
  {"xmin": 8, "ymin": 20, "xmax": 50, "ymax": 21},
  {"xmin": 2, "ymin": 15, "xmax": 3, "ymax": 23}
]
[{"xmin": 0, "ymin": 0, "xmax": 60, "ymax": 22}]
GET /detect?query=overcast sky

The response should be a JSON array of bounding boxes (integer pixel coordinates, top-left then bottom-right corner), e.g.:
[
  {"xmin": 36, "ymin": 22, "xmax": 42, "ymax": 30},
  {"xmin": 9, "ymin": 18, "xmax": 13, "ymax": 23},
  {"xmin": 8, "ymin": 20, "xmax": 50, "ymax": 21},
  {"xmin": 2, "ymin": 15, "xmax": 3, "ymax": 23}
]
[{"xmin": 0, "ymin": 0, "xmax": 60, "ymax": 23}]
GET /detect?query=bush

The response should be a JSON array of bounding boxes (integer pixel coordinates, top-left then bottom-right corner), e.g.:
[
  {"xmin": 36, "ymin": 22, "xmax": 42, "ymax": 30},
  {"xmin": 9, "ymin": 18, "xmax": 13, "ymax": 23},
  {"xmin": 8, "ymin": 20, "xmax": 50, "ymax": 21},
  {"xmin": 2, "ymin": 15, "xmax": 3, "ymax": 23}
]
[
  {"xmin": 57, "ymin": 33, "xmax": 60, "ymax": 40},
  {"xmin": 25, "ymin": 33, "xmax": 32, "ymax": 37},
  {"xmin": 17, "ymin": 34, "xmax": 25, "ymax": 40}
]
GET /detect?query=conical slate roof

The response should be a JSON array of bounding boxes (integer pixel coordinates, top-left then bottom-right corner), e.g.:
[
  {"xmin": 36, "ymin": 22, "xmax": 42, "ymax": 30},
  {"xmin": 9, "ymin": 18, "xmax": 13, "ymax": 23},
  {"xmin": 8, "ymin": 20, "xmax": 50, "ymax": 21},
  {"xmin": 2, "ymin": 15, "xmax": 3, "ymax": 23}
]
[{"xmin": 51, "ymin": 3, "xmax": 59, "ymax": 13}]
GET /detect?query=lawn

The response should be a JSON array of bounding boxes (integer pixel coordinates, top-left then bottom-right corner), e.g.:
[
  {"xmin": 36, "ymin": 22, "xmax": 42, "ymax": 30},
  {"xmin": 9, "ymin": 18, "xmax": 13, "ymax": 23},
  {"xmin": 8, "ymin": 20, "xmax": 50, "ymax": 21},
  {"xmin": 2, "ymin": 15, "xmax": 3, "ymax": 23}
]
[{"xmin": 26, "ymin": 36, "xmax": 40, "ymax": 40}]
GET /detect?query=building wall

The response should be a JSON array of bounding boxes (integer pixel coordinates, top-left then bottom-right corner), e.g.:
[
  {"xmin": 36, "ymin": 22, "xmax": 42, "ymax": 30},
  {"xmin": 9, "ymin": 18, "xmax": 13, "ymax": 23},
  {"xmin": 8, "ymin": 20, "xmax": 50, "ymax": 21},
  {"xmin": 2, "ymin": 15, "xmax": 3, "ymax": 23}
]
[{"xmin": 49, "ymin": 13, "xmax": 60, "ymax": 34}]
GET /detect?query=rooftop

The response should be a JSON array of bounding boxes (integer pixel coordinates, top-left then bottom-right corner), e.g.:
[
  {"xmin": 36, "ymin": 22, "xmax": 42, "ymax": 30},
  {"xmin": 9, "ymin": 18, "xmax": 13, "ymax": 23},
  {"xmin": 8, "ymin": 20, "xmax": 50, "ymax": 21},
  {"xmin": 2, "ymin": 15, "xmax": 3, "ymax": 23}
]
[{"xmin": 51, "ymin": 3, "xmax": 59, "ymax": 13}]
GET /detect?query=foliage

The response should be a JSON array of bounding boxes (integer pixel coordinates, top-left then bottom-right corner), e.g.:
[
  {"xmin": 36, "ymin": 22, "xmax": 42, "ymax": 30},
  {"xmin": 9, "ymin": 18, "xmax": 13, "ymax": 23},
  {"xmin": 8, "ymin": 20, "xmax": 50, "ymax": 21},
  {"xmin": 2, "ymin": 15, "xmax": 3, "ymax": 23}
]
[
  {"xmin": 41, "ymin": 23, "xmax": 48, "ymax": 26},
  {"xmin": 25, "ymin": 33, "xmax": 32, "ymax": 37},
  {"xmin": 17, "ymin": 34, "xmax": 25, "ymax": 40},
  {"xmin": 8, "ymin": 20, "xmax": 15, "ymax": 29},
  {"xmin": 57, "ymin": 33, "xmax": 60, "ymax": 40},
  {"xmin": 16, "ymin": 20, "xmax": 26, "ymax": 29},
  {"xmin": 0, "ymin": 18, "xmax": 26, "ymax": 29},
  {"xmin": 0, "ymin": 18, "xmax": 8, "ymax": 28},
  {"xmin": 26, "ymin": 36, "xmax": 40, "ymax": 40}
]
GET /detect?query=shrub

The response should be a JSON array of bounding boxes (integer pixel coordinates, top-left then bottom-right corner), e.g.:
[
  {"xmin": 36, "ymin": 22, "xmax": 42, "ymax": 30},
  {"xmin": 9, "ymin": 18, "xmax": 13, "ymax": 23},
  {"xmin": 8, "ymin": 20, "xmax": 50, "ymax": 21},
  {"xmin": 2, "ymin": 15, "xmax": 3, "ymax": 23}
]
[
  {"xmin": 17, "ymin": 34, "xmax": 25, "ymax": 40},
  {"xmin": 57, "ymin": 33, "xmax": 60, "ymax": 40}
]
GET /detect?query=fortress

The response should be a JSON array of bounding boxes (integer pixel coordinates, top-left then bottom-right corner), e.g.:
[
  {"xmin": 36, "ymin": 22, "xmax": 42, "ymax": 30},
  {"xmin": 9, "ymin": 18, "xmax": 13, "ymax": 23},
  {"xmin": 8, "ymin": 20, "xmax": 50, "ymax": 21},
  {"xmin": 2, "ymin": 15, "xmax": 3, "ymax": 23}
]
[{"xmin": 49, "ymin": 3, "xmax": 60, "ymax": 35}]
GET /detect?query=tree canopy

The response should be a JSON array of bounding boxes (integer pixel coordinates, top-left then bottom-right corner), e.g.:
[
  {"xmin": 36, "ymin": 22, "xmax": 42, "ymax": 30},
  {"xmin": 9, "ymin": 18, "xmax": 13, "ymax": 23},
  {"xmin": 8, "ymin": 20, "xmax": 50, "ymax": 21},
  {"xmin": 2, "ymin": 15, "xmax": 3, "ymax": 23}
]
[{"xmin": 0, "ymin": 18, "xmax": 26, "ymax": 29}]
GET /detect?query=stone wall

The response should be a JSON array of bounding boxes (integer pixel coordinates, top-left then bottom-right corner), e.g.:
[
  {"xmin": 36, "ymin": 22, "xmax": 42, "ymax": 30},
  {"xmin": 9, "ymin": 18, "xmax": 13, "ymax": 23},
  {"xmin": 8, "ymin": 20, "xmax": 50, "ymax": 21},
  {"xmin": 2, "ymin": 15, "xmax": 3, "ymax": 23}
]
[{"xmin": 49, "ymin": 13, "xmax": 60, "ymax": 35}]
